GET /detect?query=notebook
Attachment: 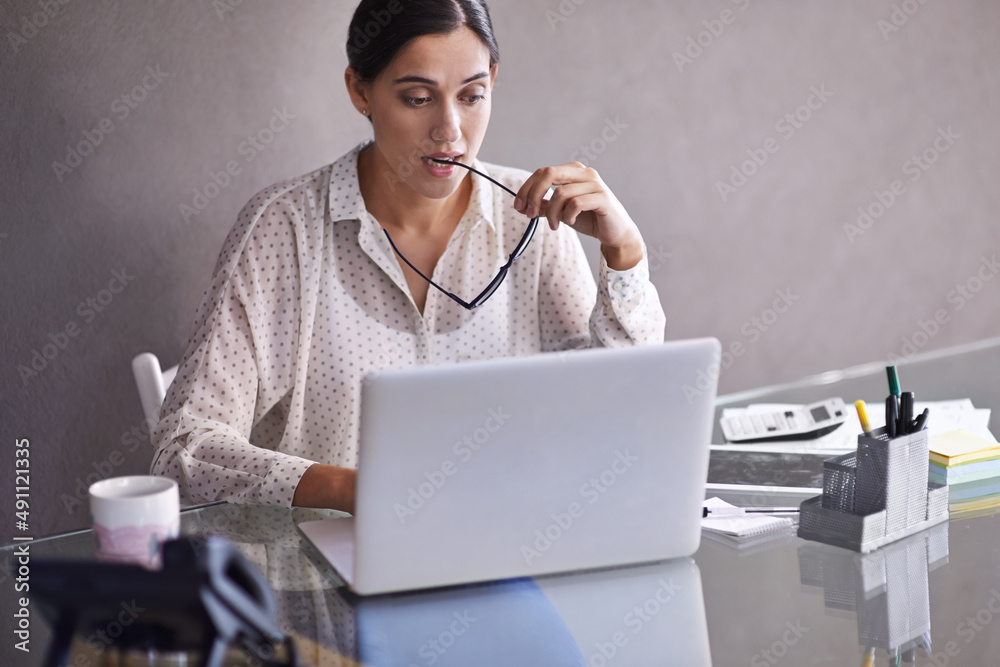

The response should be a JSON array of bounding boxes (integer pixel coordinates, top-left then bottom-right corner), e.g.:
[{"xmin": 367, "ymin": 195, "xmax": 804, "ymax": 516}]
[
  {"xmin": 700, "ymin": 497, "xmax": 795, "ymax": 538},
  {"xmin": 298, "ymin": 338, "xmax": 721, "ymax": 595}
]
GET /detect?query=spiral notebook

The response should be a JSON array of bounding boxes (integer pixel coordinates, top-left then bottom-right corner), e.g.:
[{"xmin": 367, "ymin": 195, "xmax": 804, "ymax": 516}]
[{"xmin": 700, "ymin": 498, "xmax": 795, "ymax": 538}]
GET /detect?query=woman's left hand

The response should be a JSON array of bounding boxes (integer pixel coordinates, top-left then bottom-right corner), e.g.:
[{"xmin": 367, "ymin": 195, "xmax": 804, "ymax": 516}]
[{"xmin": 514, "ymin": 162, "xmax": 644, "ymax": 270}]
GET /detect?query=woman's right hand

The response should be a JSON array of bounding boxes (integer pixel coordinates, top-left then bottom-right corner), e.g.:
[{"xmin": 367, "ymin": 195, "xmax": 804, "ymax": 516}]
[{"xmin": 293, "ymin": 464, "xmax": 357, "ymax": 514}]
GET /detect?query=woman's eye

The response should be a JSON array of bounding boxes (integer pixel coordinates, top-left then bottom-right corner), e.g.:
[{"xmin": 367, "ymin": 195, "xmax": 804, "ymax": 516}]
[
  {"xmin": 463, "ymin": 94, "xmax": 487, "ymax": 105},
  {"xmin": 403, "ymin": 96, "xmax": 431, "ymax": 107}
]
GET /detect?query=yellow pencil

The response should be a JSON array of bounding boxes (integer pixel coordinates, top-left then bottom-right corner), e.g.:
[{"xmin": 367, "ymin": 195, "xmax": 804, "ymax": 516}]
[{"xmin": 855, "ymin": 400, "xmax": 872, "ymax": 435}]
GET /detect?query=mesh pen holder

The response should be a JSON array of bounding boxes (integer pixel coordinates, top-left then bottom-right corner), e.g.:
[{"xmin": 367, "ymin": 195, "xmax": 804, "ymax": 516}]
[
  {"xmin": 799, "ymin": 427, "xmax": 949, "ymax": 553},
  {"xmin": 821, "ymin": 452, "xmax": 857, "ymax": 513}
]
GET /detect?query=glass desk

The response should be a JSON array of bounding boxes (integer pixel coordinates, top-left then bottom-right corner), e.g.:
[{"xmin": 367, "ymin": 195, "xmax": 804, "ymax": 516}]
[{"xmin": 4, "ymin": 338, "xmax": 1000, "ymax": 665}]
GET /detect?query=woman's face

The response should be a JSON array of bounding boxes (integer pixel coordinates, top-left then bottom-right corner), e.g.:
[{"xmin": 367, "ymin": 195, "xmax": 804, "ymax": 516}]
[{"xmin": 356, "ymin": 27, "xmax": 496, "ymax": 200}]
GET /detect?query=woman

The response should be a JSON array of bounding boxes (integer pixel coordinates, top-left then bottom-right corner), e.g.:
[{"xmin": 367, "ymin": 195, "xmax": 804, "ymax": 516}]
[{"xmin": 151, "ymin": 0, "xmax": 665, "ymax": 513}]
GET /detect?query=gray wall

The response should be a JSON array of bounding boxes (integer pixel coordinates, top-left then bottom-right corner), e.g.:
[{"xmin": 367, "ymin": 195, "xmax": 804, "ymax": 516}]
[{"xmin": 2, "ymin": 0, "xmax": 998, "ymax": 537}]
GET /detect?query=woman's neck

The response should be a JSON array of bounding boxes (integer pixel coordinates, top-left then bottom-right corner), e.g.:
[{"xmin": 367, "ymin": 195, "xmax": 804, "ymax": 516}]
[{"xmin": 357, "ymin": 144, "xmax": 472, "ymax": 235}]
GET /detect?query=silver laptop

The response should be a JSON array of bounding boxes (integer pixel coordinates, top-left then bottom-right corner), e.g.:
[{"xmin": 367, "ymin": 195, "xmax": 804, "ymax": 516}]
[{"xmin": 298, "ymin": 338, "xmax": 721, "ymax": 595}]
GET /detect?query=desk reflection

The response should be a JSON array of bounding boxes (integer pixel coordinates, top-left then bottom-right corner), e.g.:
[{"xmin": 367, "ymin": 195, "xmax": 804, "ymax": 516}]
[
  {"xmin": 185, "ymin": 504, "xmax": 712, "ymax": 666},
  {"xmin": 353, "ymin": 558, "xmax": 711, "ymax": 666},
  {"xmin": 798, "ymin": 521, "xmax": 948, "ymax": 661}
]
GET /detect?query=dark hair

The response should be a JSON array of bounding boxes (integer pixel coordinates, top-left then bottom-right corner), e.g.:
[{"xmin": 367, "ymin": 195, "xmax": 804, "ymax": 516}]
[{"xmin": 346, "ymin": 0, "xmax": 500, "ymax": 82}]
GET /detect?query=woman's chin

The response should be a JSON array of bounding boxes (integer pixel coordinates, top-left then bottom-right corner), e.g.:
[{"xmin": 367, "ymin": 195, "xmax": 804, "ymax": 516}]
[{"xmin": 407, "ymin": 173, "xmax": 467, "ymax": 200}]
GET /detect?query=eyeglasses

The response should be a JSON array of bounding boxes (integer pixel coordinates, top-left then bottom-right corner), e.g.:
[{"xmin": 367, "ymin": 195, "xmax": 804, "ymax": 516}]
[{"xmin": 382, "ymin": 158, "xmax": 539, "ymax": 310}]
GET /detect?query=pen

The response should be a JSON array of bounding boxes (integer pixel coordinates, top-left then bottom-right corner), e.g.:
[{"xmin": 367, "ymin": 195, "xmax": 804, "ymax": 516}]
[
  {"xmin": 913, "ymin": 407, "xmax": 930, "ymax": 432},
  {"xmin": 702, "ymin": 507, "xmax": 800, "ymax": 517},
  {"xmin": 861, "ymin": 646, "xmax": 874, "ymax": 667},
  {"xmin": 855, "ymin": 400, "xmax": 872, "ymax": 434},
  {"xmin": 886, "ymin": 365, "xmax": 902, "ymax": 436},
  {"xmin": 885, "ymin": 396, "xmax": 898, "ymax": 438},
  {"xmin": 900, "ymin": 391, "xmax": 914, "ymax": 434}
]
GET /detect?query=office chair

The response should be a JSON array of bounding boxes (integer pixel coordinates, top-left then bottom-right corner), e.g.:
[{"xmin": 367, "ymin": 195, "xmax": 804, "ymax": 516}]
[{"xmin": 132, "ymin": 352, "xmax": 179, "ymax": 427}]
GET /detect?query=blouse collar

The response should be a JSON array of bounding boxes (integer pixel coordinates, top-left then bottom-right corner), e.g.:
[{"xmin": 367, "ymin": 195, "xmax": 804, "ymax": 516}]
[{"xmin": 327, "ymin": 141, "xmax": 496, "ymax": 233}]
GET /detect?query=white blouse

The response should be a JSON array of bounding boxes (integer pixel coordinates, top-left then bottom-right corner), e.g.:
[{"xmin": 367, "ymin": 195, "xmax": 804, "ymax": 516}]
[{"xmin": 151, "ymin": 143, "xmax": 666, "ymax": 507}]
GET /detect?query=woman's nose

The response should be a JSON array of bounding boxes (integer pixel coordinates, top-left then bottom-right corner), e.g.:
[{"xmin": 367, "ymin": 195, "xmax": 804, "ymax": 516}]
[{"xmin": 431, "ymin": 103, "xmax": 462, "ymax": 144}]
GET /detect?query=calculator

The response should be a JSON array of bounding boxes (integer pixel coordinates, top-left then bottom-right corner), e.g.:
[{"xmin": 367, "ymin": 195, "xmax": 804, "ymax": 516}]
[{"xmin": 720, "ymin": 398, "xmax": 848, "ymax": 443}]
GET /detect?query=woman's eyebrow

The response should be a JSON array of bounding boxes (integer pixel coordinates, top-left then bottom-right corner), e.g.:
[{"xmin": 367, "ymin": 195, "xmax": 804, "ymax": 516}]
[{"xmin": 392, "ymin": 72, "xmax": 490, "ymax": 86}]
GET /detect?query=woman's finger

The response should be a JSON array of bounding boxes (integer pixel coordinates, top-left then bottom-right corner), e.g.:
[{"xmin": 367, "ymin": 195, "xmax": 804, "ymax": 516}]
[
  {"xmin": 515, "ymin": 163, "xmax": 590, "ymax": 217},
  {"xmin": 555, "ymin": 193, "xmax": 606, "ymax": 231},
  {"xmin": 542, "ymin": 181, "xmax": 600, "ymax": 230}
]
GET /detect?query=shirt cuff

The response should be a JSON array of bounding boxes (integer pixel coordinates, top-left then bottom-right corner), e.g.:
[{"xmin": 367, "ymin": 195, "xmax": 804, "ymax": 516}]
[
  {"xmin": 599, "ymin": 249, "xmax": 651, "ymax": 312},
  {"xmin": 261, "ymin": 454, "xmax": 317, "ymax": 508}
]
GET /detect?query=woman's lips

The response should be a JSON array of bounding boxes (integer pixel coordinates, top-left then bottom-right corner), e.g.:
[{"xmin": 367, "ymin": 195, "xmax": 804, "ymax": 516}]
[{"xmin": 421, "ymin": 155, "xmax": 463, "ymax": 178}]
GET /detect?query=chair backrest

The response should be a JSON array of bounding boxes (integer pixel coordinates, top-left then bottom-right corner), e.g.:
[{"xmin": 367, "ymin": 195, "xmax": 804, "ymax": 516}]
[{"xmin": 132, "ymin": 352, "xmax": 178, "ymax": 427}]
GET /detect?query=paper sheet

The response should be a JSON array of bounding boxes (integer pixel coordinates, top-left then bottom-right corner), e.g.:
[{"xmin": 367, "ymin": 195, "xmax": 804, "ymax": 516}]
[{"xmin": 720, "ymin": 399, "xmax": 995, "ymax": 451}]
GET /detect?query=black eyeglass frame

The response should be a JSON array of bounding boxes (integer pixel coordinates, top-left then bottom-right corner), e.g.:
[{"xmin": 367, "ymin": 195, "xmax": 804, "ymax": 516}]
[{"xmin": 382, "ymin": 158, "xmax": 539, "ymax": 310}]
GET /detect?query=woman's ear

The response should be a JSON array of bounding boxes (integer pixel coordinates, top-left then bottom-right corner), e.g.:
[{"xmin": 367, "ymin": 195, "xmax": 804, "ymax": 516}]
[{"xmin": 344, "ymin": 67, "xmax": 371, "ymax": 116}]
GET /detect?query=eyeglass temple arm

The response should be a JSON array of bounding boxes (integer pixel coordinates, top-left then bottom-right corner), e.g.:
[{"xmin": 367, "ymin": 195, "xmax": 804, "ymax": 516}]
[
  {"xmin": 385, "ymin": 158, "xmax": 535, "ymax": 310},
  {"xmin": 432, "ymin": 157, "xmax": 540, "ymax": 266},
  {"xmin": 434, "ymin": 159, "xmax": 541, "ymax": 248},
  {"xmin": 428, "ymin": 158, "xmax": 519, "ymax": 199},
  {"xmin": 382, "ymin": 229, "xmax": 474, "ymax": 310}
]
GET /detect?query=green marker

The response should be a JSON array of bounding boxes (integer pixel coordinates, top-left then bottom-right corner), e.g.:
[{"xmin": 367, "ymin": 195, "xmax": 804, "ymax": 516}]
[{"xmin": 886, "ymin": 365, "xmax": 901, "ymax": 397}]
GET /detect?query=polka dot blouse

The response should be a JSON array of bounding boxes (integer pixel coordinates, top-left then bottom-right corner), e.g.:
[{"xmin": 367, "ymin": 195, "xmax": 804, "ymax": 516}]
[{"xmin": 150, "ymin": 143, "xmax": 666, "ymax": 507}]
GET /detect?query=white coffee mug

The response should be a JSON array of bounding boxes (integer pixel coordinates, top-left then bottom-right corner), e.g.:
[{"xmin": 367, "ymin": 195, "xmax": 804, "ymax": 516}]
[{"xmin": 89, "ymin": 476, "xmax": 180, "ymax": 568}]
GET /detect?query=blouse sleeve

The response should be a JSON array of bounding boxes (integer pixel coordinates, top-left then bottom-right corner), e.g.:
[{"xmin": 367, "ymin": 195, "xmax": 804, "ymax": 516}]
[
  {"xmin": 150, "ymin": 198, "xmax": 318, "ymax": 507},
  {"xmin": 537, "ymin": 224, "xmax": 666, "ymax": 351}
]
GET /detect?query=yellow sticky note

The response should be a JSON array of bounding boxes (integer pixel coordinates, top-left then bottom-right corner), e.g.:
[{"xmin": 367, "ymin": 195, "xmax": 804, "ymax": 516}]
[{"xmin": 929, "ymin": 429, "xmax": 1000, "ymax": 467}]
